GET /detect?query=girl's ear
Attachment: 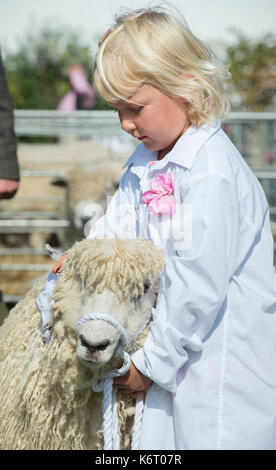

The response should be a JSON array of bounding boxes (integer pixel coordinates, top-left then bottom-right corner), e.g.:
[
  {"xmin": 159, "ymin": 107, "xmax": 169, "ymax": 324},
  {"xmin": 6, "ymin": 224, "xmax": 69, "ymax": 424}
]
[{"xmin": 182, "ymin": 73, "xmax": 193, "ymax": 78}]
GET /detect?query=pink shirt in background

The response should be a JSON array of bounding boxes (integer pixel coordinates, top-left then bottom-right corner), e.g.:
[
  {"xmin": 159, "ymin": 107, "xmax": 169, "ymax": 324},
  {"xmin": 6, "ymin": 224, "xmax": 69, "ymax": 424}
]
[{"xmin": 57, "ymin": 65, "xmax": 96, "ymax": 111}]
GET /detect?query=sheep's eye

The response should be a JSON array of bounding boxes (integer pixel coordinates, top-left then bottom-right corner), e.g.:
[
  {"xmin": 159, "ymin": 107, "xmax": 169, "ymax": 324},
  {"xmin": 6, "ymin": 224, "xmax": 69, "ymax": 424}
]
[
  {"xmin": 131, "ymin": 282, "xmax": 150, "ymax": 303},
  {"xmin": 143, "ymin": 281, "xmax": 150, "ymax": 293}
]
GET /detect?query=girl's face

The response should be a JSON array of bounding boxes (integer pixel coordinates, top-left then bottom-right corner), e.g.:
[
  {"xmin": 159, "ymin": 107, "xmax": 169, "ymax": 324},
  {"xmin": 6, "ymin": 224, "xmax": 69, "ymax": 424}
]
[{"xmin": 113, "ymin": 85, "xmax": 190, "ymax": 159}]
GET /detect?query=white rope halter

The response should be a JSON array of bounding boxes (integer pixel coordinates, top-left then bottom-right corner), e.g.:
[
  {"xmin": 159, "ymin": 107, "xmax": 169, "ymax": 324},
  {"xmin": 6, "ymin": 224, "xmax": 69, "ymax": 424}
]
[{"xmin": 77, "ymin": 312, "xmax": 146, "ymax": 450}]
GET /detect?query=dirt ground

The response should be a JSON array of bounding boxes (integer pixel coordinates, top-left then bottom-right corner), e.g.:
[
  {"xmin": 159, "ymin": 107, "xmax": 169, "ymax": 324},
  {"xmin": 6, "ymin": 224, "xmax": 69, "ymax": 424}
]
[{"xmin": 0, "ymin": 255, "xmax": 51, "ymax": 295}]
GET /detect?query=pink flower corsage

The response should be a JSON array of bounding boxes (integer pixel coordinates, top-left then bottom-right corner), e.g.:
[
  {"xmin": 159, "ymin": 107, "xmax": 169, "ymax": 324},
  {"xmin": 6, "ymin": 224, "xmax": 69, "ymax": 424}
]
[{"xmin": 142, "ymin": 173, "xmax": 176, "ymax": 216}]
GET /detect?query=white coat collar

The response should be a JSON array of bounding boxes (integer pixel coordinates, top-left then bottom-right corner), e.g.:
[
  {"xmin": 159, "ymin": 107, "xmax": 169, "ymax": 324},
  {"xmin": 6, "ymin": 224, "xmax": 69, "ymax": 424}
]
[{"xmin": 122, "ymin": 120, "xmax": 221, "ymax": 180}]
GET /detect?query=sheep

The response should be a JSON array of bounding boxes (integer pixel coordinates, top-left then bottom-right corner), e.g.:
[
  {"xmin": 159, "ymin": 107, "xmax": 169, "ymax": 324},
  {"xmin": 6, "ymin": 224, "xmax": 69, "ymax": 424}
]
[
  {"xmin": 0, "ymin": 238, "xmax": 164, "ymax": 450},
  {"xmin": 56, "ymin": 159, "xmax": 123, "ymax": 247}
]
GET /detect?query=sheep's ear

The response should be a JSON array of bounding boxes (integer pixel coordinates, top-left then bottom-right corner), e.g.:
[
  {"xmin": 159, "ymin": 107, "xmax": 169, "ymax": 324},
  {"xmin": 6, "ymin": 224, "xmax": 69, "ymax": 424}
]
[{"xmin": 45, "ymin": 244, "xmax": 66, "ymax": 261}]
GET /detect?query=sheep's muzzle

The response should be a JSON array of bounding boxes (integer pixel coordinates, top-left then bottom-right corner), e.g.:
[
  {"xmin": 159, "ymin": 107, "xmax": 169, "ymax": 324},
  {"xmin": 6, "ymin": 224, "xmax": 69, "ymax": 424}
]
[
  {"xmin": 79, "ymin": 334, "xmax": 110, "ymax": 361},
  {"xmin": 76, "ymin": 314, "xmax": 124, "ymax": 368}
]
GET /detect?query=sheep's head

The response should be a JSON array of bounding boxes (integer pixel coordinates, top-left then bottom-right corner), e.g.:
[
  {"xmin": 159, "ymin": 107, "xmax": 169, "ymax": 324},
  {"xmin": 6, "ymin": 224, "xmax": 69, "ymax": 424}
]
[
  {"xmin": 66, "ymin": 168, "xmax": 120, "ymax": 231},
  {"xmin": 50, "ymin": 239, "xmax": 164, "ymax": 372}
]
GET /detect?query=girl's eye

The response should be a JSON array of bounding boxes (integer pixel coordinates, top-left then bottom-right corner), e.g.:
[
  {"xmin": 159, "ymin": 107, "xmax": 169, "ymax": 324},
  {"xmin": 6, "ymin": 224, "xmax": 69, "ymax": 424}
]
[
  {"xmin": 114, "ymin": 106, "xmax": 144, "ymax": 120},
  {"xmin": 125, "ymin": 107, "xmax": 143, "ymax": 117},
  {"xmin": 132, "ymin": 107, "xmax": 143, "ymax": 114}
]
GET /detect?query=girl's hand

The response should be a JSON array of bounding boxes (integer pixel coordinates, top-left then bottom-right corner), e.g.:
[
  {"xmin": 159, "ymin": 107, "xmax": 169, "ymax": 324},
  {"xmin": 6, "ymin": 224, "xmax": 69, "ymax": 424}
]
[{"xmin": 113, "ymin": 362, "xmax": 153, "ymax": 398}]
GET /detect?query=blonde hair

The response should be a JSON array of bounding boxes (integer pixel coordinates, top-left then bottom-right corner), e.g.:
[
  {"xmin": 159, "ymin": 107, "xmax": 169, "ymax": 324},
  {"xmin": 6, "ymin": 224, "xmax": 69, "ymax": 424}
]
[{"xmin": 94, "ymin": 5, "xmax": 230, "ymax": 126}]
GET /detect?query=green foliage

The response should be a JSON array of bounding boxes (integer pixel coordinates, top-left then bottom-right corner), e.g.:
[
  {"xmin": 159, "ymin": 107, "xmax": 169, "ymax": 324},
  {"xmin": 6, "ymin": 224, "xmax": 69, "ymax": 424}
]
[
  {"xmin": 225, "ymin": 31, "xmax": 276, "ymax": 111},
  {"xmin": 2, "ymin": 27, "xmax": 108, "ymax": 110},
  {"xmin": 2, "ymin": 26, "xmax": 275, "ymax": 112}
]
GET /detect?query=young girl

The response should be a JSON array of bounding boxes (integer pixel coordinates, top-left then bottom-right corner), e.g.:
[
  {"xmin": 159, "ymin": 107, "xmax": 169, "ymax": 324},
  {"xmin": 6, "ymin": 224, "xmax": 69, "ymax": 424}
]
[
  {"xmin": 86, "ymin": 6, "xmax": 276, "ymax": 450},
  {"xmin": 37, "ymin": 6, "xmax": 276, "ymax": 450}
]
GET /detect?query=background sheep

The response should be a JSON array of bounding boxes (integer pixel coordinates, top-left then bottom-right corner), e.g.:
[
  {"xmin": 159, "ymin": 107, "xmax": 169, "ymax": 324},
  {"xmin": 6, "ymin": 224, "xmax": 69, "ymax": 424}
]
[
  {"xmin": 0, "ymin": 238, "xmax": 164, "ymax": 450},
  {"xmin": 63, "ymin": 160, "xmax": 122, "ymax": 246}
]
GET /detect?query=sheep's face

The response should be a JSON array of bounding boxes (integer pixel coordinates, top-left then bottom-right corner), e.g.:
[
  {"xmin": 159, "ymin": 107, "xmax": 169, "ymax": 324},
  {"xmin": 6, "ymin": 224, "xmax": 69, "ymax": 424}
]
[
  {"xmin": 58, "ymin": 278, "xmax": 159, "ymax": 369},
  {"xmin": 52, "ymin": 238, "xmax": 164, "ymax": 371}
]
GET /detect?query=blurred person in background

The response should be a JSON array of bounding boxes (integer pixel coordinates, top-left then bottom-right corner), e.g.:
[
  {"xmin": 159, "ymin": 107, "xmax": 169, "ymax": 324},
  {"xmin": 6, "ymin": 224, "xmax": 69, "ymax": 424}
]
[
  {"xmin": 0, "ymin": 50, "xmax": 20, "ymax": 322},
  {"xmin": 57, "ymin": 64, "xmax": 96, "ymax": 111},
  {"xmin": 0, "ymin": 50, "xmax": 20, "ymax": 199}
]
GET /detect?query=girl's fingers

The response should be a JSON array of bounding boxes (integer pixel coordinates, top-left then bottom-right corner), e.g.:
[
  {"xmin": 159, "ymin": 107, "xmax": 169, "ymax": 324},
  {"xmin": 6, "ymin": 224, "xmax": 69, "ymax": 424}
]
[
  {"xmin": 130, "ymin": 391, "xmax": 145, "ymax": 399},
  {"xmin": 113, "ymin": 374, "xmax": 130, "ymax": 386},
  {"xmin": 113, "ymin": 382, "xmax": 146, "ymax": 395},
  {"xmin": 113, "ymin": 380, "xmax": 130, "ymax": 388}
]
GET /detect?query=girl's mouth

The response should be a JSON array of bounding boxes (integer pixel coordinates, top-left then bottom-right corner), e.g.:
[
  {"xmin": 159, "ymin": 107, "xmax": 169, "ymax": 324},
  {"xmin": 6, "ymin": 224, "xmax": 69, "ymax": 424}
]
[{"xmin": 138, "ymin": 136, "xmax": 147, "ymax": 141}]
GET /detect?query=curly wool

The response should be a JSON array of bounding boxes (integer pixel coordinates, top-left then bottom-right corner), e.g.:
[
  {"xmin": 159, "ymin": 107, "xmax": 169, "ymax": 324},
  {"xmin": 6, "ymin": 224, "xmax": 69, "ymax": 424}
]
[
  {"xmin": 0, "ymin": 238, "xmax": 164, "ymax": 450},
  {"xmin": 60, "ymin": 238, "xmax": 164, "ymax": 301}
]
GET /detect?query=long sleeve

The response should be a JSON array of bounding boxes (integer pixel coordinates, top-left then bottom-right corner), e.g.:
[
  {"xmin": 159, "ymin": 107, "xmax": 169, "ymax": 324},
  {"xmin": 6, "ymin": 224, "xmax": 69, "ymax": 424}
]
[
  {"xmin": 132, "ymin": 173, "xmax": 240, "ymax": 393},
  {"xmin": 0, "ymin": 52, "xmax": 19, "ymax": 181}
]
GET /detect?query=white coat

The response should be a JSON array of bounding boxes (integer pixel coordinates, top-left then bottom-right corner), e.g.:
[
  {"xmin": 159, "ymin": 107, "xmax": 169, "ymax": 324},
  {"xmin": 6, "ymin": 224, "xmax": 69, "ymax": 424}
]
[{"xmin": 88, "ymin": 121, "xmax": 276, "ymax": 450}]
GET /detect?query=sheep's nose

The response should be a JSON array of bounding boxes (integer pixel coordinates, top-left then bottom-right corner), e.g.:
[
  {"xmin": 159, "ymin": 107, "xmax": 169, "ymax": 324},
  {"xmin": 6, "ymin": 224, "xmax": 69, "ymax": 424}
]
[{"xmin": 79, "ymin": 335, "xmax": 110, "ymax": 353}]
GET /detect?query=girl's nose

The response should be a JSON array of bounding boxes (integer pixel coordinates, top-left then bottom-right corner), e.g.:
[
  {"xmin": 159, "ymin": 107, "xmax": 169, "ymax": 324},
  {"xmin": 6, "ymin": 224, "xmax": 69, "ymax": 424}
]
[{"xmin": 120, "ymin": 117, "xmax": 136, "ymax": 134}]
